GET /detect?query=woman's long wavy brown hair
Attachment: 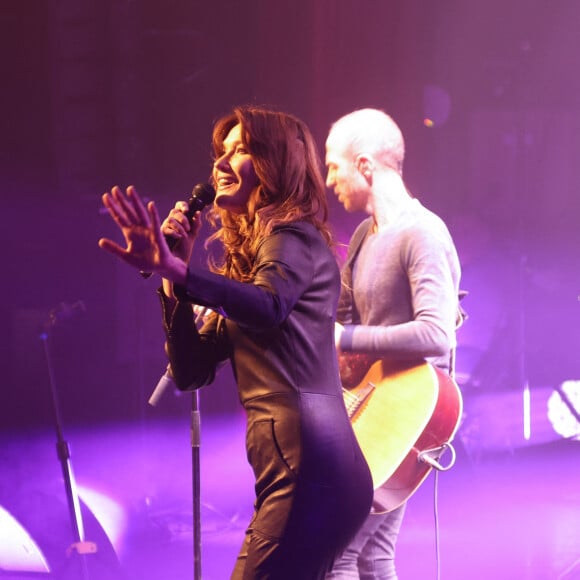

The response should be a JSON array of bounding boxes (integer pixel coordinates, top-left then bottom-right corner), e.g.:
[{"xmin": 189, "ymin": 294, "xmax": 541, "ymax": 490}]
[{"xmin": 206, "ymin": 105, "xmax": 333, "ymax": 282}]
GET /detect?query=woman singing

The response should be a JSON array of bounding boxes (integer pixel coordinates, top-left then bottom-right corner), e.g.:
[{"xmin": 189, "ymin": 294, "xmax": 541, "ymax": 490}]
[{"xmin": 99, "ymin": 105, "xmax": 372, "ymax": 579}]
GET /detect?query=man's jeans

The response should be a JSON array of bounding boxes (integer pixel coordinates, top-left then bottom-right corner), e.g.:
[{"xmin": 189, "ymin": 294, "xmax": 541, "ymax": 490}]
[{"xmin": 326, "ymin": 503, "xmax": 406, "ymax": 579}]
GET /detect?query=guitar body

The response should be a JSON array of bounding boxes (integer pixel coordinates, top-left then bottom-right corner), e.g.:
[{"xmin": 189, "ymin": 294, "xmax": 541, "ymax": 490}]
[{"xmin": 343, "ymin": 359, "xmax": 463, "ymax": 513}]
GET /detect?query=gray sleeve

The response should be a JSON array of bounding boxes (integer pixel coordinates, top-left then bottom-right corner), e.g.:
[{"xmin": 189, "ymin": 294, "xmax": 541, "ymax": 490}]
[{"xmin": 340, "ymin": 223, "xmax": 460, "ymax": 368}]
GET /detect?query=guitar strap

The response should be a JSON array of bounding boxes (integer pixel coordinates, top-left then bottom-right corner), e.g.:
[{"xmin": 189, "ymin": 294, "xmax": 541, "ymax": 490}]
[
  {"xmin": 449, "ymin": 290, "xmax": 469, "ymax": 380},
  {"xmin": 345, "ymin": 217, "xmax": 373, "ymax": 268},
  {"xmin": 338, "ymin": 217, "xmax": 373, "ymax": 325}
]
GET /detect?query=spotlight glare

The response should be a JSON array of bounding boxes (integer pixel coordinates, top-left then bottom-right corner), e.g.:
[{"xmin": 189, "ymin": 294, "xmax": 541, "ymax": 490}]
[
  {"xmin": 0, "ymin": 505, "xmax": 50, "ymax": 573},
  {"xmin": 547, "ymin": 380, "xmax": 580, "ymax": 440},
  {"xmin": 523, "ymin": 382, "xmax": 531, "ymax": 440},
  {"xmin": 78, "ymin": 486, "xmax": 128, "ymax": 555}
]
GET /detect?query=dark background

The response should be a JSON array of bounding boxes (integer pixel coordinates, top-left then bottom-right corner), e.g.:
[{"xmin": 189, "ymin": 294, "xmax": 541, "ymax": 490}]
[{"xmin": 2, "ymin": 0, "xmax": 579, "ymax": 432}]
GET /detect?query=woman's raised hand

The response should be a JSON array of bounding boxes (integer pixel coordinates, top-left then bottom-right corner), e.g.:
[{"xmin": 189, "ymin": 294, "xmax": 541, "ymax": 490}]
[{"xmin": 98, "ymin": 185, "xmax": 187, "ymax": 284}]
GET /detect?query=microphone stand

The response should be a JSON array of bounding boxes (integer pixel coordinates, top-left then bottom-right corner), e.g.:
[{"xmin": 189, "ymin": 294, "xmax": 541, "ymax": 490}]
[
  {"xmin": 190, "ymin": 305, "xmax": 209, "ymax": 580},
  {"xmin": 191, "ymin": 389, "xmax": 202, "ymax": 580},
  {"xmin": 148, "ymin": 305, "xmax": 208, "ymax": 580},
  {"xmin": 40, "ymin": 304, "xmax": 96, "ymax": 579}
]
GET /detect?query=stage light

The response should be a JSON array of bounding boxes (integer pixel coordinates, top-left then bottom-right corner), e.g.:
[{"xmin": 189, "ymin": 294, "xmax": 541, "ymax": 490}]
[
  {"xmin": 547, "ymin": 380, "xmax": 580, "ymax": 440},
  {"xmin": 0, "ymin": 488, "xmax": 123, "ymax": 577},
  {"xmin": 0, "ymin": 505, "xmax": 50, "ymax": 573},
  {"xmin": 77, "ymin": 485, "xmax": 128, "ymax": 556},
  {"xmin": 523, "ymin": 382, "xmax": 531, "ymax": 440}
]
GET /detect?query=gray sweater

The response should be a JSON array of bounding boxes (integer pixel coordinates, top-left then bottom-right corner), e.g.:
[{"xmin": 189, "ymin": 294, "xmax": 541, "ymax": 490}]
[{"xmin": 338, "ymin": 199, "xmax": 461, "ymax": 372}]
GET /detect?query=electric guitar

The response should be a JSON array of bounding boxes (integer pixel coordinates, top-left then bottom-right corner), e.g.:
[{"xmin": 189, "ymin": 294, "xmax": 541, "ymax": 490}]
[{"xmin": 341, "ymin": 354, "xmax": 463, "ymax": 513}]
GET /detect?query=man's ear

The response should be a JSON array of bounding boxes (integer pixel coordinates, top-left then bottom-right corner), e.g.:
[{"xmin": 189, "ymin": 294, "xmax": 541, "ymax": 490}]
[{"xmin": 355, "ymin": 154, "xmax": 373, "ymax": 180}]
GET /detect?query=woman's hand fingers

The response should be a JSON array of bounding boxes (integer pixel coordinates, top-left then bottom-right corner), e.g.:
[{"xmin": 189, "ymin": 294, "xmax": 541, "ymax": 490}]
[
  {"xmin": 126, "ymin": 186, "xmax": 152, "ymax": 226},
  {"xmin": 148, "ymin": 201, "xmax": 167, "ymax": 253},
  {"xmin": 162, "ymin": 208, "xmax": 189, "ymax": 239},
  {"xmin": 99, "ymin": 186, "xmax": 161, "ymax": 269},
  {"xmin": 99, "ymin": 186, "xmax": 198, "ymax": 276},
  {"xmin": 190, "ymin": 211, "xmax": 202, "ymax": 236},
  {"xmin": 161, "ymin": 202, "xmax": 203, "ymax": 244},
  {"xmin": 101, "ymin": 190, "xmax": 129, "ymax": 229}
]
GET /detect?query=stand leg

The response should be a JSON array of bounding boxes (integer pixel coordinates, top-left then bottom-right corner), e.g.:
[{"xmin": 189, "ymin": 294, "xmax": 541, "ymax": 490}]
[
  {"xmin": 191, "ymin": 390, "xmax": 202, "ymax": 580},
  {"xmin": 40, "ymin": 326, "xmax": 96, "ymax": 580}
]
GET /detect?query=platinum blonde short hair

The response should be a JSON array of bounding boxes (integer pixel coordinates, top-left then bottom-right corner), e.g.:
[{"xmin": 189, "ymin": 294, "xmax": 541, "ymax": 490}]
[{"xmin": 328, "ymin": 108, "xmax": 405, "ymax": 175}]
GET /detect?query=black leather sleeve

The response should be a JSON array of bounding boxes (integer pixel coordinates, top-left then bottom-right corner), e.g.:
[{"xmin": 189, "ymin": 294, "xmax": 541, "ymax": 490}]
[
  {"xmin": 160, "ymin": 223, "xmax": 319, "ymax": 390},
  {"xmin": 157, "ymin": 291, "xmax": 228, "ymax": 390},
  {"xmin": 174, "ymin": 223, "xmax": 315, "ymax": 329}
]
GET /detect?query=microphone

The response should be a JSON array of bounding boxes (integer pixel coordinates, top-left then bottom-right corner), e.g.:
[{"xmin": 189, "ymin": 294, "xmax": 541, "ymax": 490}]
[
  {"xmin": 148, "ymin": 305, "xmax": 213, "ymax": 406},
  {"xmin": 148, "ymin": 365, "xmax": 177, "ymax": 407},
  {"xmin": 141, "ymin": 182, "xmax": 216, "ymax": 279},
  {"xmin": 165, "ymin": 182, "xmax": 216, "ymax": 251}
]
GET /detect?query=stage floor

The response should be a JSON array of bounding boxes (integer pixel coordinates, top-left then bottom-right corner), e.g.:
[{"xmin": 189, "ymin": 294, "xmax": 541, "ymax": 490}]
[{"xmin": 1, "ymin": 413, "xmax": 579, "ymax": 580}]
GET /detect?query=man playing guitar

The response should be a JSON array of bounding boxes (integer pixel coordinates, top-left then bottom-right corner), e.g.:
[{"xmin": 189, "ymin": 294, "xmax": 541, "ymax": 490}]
[{"xmin": 324, "ymin": 108, "xmax": 462, "ymax": 579}]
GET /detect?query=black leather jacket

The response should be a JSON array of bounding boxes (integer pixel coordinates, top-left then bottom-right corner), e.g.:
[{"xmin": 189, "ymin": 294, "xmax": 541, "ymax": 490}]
[{"xmin": 158, "ymin": 220, "xmax": 373, "ymax": 578}]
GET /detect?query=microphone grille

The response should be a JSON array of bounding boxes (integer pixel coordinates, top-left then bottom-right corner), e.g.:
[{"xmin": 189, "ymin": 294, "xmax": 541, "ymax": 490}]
[{"xmin": 187, "ymin": 183, "xmax": 216, "ymax": 214}]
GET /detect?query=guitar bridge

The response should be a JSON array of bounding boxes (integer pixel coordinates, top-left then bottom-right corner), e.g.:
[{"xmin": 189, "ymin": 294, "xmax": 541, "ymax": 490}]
[{"xmin": 343, "ymin": 381, "xmax": 376, "ymax": 418}]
